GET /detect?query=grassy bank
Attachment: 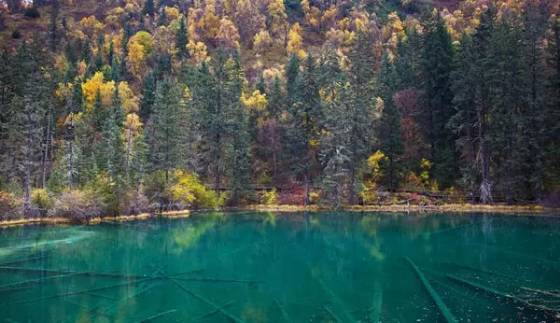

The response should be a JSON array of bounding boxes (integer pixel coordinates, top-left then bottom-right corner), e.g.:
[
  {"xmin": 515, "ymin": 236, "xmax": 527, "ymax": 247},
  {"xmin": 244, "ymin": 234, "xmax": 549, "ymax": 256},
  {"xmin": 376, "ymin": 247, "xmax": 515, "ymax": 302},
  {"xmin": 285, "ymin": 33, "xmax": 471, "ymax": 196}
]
[
  {"xmin": 0, "ymin": 210, "xmax": 190, "ymax": 228},
  {"xmin": 1, "ymin": 203, "xmax": 558, "ymax": 228}
]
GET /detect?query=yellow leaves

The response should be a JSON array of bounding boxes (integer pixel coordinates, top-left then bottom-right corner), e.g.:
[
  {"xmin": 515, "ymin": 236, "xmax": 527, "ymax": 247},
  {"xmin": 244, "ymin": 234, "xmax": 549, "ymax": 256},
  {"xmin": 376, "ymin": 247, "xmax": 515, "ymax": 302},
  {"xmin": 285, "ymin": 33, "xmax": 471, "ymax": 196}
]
[
  {"xmin": 287, "ymin": 23, "xmax": 306, "ymax": 59},
  {"xmin": 127, "ymin": 42, "xmax": 146, "ymax": 78},
  {"xmin": 301, "ymin": 0, "xmax": 321, "ymax": 30},
  {"xmin": 187, "ymin": 40, "xmax": 209, "ymax": 65},
  {"xmin": 382, "ymin": 11, "xmax": 406, "ymax": 52},
  {"xmin": 216, "ymin": 17, "xmax": 240, "ymax": 49},
  {"xmin": 81, "ymin": 72, "xmax": 115, "ymax": 108},
  {"xmin": 55, "ymin": 82, "xmax": 73, "ymax": 100},
  {"xmin": 170, "ymin": 170, "xmax": 225, "ymax": 209},
  {"xmin": 367, "ymin": 150, "xmax": 388, "ymax": 177},
  {"xmin": 325, "ymin": 28, "xmax": 356, "ymax": 47},
  {"xmin": 182, "ymin": 86, "xmax": 193, "ymax": 102},
  {"xmin": 164, "ymin": 6, "xmax": 180, "ymax": 21},
  {"xmin": 199, "ymin": 6, "xmax": 221, "ymax": 40},
  {"xmin": 321, "ymin": 6, "xmax": 338, "ymax": 30},
  {"xmin": 127, "ymin": 31, "xmax": 153, "ymax": 78},
  {"xmin": 54, "ymin": 54, "xmax": 69, "ymax": 73},
  {"xmin": 124, "ymin": 113, "xmax": 142, "ymax": 134},
  {"xmin": 79, "ymin": 15, "xmax": 104, "ymax": 38},
  {"xmin": 253, "ymin": 30, "xmax": 272, "ymax": 54},
  {"xmin": 262, "ymin": 67, "xmax": 283, "ymax": 85},
  {"xmin": 118, "ymin": 82, "xmax": 139, "ymax": 114},
  {"xmin": 82, "ymin": 73, "xmax": 139, "ymax": 114},
  {"xmin": 267, "ymin": 0, "xmax": 288, "ymax": 39},
  {"xmin": 129, "ymin": 31, "xmax": 154, "ymax": 54},
  {"xmin": 241, "ymin": 90, "xmax": 268, "ymax": 112},
  {"xmin": 353, "ymin": 11, "xmax": 372, "ymax": 34},
  {"xmin": 268, "ymin": 0, "xmax": 287, "ymax": 21}
]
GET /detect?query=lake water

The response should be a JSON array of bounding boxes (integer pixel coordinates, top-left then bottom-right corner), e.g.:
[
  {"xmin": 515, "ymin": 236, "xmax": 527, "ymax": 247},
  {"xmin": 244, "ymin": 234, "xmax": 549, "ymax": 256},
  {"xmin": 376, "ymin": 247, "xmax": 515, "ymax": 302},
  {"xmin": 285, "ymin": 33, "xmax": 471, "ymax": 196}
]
[{"xmin": 0, "ymin": 212, "xmax": 559, "ymax": 322}]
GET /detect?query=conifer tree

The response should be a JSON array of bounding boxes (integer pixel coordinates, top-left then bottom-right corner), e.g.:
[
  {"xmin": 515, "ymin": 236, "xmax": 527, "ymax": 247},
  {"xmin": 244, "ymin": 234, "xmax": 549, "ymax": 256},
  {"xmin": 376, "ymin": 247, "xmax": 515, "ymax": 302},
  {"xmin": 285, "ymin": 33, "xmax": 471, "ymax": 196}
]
[
  {"xmin": 345, "ymin": 31, "xmax": 376, "ymax": 202},
  {"xmin": 421, "ymin": 11, "xmax": 457, "ymax": 188},
  {"xmin": 147, "ymin": 77, "xmax": 186, "ymax": 182},
  {"xmin": 377, "ymin": 55, "xmax": 403, "ymax": 191},
  {"xmin": 226, "ymin": 55, "xmax": 251, "ymax": 204},
  {"xmin": 176, "ymin": 16, "xmax": 189, "ymax": 59}
]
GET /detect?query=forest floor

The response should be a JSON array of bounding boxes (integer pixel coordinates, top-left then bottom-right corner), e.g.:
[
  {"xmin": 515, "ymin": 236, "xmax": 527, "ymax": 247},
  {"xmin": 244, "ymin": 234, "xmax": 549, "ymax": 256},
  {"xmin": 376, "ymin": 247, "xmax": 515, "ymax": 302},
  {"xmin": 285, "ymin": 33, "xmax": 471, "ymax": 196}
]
[{"xmin": 0, "ymin": 203, "xmax": 558, "ymax": 228}]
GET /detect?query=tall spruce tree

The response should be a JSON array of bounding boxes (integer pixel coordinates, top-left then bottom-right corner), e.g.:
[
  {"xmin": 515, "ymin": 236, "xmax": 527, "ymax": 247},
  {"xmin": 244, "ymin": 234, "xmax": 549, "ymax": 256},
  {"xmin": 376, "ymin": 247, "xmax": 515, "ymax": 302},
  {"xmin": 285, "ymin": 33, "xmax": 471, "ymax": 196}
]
[
  {"xmin": 176, "ymin": 16, "xmax": 189, "ymax": 59},
  {"xmin": 226, "ymin": 55, "xmax": 251, "ymax": 204},
  {"xmin": 147, "ymin": 77, "xmax": 186, "ymax": 181},
  {"xmin": 421, "ymin": 11, "xmax": 457, "ymax": 188},
  {"xmin": 377, "ymin": 55, "xmax": 403, "ymax": 191},
  {"xmin": 345, "ymin": 31, "xmax": 376, "ymax": 202}
]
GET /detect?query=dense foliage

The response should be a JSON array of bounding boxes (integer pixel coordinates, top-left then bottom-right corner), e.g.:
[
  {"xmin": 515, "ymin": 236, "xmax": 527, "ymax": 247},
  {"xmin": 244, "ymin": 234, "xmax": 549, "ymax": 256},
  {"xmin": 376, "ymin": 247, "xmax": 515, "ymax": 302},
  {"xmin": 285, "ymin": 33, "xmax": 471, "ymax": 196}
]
[{"xmin": 0, "ymin": 0, "xmax": 559, "ymax": 218}]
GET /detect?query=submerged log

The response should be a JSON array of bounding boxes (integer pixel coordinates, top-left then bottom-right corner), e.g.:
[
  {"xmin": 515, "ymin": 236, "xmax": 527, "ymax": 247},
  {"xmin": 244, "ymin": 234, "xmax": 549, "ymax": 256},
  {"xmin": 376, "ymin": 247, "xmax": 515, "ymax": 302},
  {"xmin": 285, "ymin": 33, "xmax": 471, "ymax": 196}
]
[
  {"xmin": 0, "ymin": 265, "xmax": 150, "ymax": 280},
  {"xmin": 447, "ymin": 274, "xmax": 560, "ymax": 315},
  {"xmin": 170, "ymin": 278, "xmax": 246, "ymax": 323},
  {"xmin": 0, "ymin": 272, "xmax": 82, "ymax": 292},
  {"xmin": 274, "ymin": 298, "xmax": 292, "ymax": 322},
  {"xmin": 138, "ymin": 309, "xmax": 177, "ymax": 322},
  {"xmin": 405, "ymin": 257, "xmax": 458, "ymax": 323},
  {"xmin": 5, "ymin": 276, "xmax": 155, "ymax": 306},
  {"xmin": 195, "ymin": 301, "xmax": 235, "ymax": 320}
]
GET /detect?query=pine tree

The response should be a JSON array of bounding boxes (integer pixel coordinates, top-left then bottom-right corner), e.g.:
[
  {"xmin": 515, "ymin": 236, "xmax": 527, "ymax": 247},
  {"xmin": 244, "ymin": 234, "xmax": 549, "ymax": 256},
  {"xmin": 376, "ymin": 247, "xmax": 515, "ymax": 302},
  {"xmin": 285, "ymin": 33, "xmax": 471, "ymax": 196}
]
[
  {"xmin": 291, "ymin": 54, "xmax": 322, "ymax": 205},
  {"xmin": 99, "ymin": 88, "xmax": 125, "ymax": 180},
  {"xmin": 176, "ymin": 16, "xmax": 189, "ymax": 59},
  {"xmin": 320, "ymin": 52, "xmax": 351, "ymax": 207},
  {"xmin": 377, "ymin": 55, "xmax": 403, "ymax": 191},
  {"xmin": 48, "ymin": 0, "xmax": 59, "ymax": 51},
  {"xmin": 226, "ymin": 55, "xmax": 251, "ymax": 204},
  {"xmin": 449, "ymin": 34, "xmax": 479, "ymax": 196},
  {"xmin": 140, "ymin": 71, "xmax": 156, "ymax": 120},
  {"xmin": 345, "ymin": 31, "xmax": 376, "ymax": 202},
  {"xmin": 451, "ymin": 8, "xmax": 496, "ymax": 203},
  {"xmin": 10, "ymin": 82, "xmax": 45, "ymax": 215},
  {"xmin": 421, "ymin": 11, "xmax": 457, "ymax": 188},
  {"xmin": 543, "ymin": 17, "xmax": 560, "ymax": 192},
  {"xmin": 147, "ymin": 77, "xmax": 187, "ymax": 182},
  {"xmin": 143, "ymin": 0, "xmax": 155, "ymax": 17}
]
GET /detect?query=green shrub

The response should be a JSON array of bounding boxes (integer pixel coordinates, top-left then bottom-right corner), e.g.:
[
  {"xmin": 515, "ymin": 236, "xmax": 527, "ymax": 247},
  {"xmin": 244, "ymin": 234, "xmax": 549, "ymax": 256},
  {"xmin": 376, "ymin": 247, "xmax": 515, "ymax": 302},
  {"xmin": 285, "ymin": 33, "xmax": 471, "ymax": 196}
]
[
  {"xmin": 170, "ymin": 170, "xmax": 225, "ymax": 209},
  {"xmin": 84, "ymin": 174, "xmax": 119, "ymax": 216},
  {"xmin": 260, "ymin": 188, "xmax": 278, "ymax": 205},
  {"xmin": 31, "ymin": 188, "xmax": 53, "ymax": 216},
  {"xmin": 48, "ymin": 189, "xmax": 103, "ymax": 222},
  {"xmin": 143, "ymin": 170, "xmax": 172, "ymax": 210}
]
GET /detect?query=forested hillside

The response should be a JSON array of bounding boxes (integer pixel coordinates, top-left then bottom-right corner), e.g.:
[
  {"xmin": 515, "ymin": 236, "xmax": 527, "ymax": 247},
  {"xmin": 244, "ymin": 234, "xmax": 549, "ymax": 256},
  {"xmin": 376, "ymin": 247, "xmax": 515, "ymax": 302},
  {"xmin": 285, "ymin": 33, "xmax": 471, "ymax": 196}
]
[{"xmin": 0, "ymin": 0, "xmax": 559, "ymax": 219}]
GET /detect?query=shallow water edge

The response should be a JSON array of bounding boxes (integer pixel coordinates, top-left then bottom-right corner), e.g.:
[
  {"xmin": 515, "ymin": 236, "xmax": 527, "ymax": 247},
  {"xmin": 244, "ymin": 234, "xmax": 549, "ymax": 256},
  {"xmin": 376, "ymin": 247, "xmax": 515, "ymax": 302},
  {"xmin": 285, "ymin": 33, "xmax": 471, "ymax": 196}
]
[{"xmin": 1, "ymin": 204, "xmax": 558, "ymax": 228}]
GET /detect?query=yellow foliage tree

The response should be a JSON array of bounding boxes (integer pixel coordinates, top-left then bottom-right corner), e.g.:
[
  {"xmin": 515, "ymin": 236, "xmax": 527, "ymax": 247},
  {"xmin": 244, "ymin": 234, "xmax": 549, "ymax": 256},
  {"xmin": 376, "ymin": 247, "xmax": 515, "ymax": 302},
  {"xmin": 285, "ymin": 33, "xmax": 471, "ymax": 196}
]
[
  {"xmin": 253, "ymin": 30, "xmax": 273, "ymax": 55},
  {"xmin": 216, "ymin": 17, "xmax": 240, "ymax": 49},
  {"xmin": 267, "ymin": 0, "xmax": 288, "ymax": 40},
  {"xmin": 287, "ymin": 23, "xmax": 306, "ymax": 59},
  {"xmin": 241, "ymin": 90, "xmax": 268, "ymax": 112},
  {"xmin": 79, "ymin": 15, "xmax": 103, "ymax": 39},
  {"xmin": 118, "ymin": 82, "xmax": 139, "ymax": 114},
  {"xmin": 164, "ymin": 6, "xmax": 180, "ymax": 21},
  {"xmin": 360, "ymin": 151, "xmax": 389, "ymax": 204},
  {"xmin": 301, "ymin": 0, "xmax": 321, "ymax": 31},
  {"xmin": 81, "ymin": 72, "xmax": 115, "ymax": 108},
  {"xmin": 126, "ymin": 31, "xmax": 154, "ymax": 78},
  {"xmin": 187, "ymin": 41, "xmax": 209, "ymax": 64}
]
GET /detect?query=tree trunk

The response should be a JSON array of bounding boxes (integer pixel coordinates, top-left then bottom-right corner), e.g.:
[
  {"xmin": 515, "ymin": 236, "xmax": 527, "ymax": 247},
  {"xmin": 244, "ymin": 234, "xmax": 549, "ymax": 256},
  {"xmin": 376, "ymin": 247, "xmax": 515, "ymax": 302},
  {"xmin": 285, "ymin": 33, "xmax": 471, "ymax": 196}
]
[{"xmin": 478, "ymin": 106, "xmax": 492, "ymax": 204}]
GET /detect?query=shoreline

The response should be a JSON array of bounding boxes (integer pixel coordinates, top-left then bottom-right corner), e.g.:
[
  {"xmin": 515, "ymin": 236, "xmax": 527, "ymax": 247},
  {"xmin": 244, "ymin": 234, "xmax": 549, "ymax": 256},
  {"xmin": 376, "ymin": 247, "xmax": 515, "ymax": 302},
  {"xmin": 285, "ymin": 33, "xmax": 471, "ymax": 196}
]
[{"xmin": 0, "ymin": 204, "xmax": 558, "ymax": 228}]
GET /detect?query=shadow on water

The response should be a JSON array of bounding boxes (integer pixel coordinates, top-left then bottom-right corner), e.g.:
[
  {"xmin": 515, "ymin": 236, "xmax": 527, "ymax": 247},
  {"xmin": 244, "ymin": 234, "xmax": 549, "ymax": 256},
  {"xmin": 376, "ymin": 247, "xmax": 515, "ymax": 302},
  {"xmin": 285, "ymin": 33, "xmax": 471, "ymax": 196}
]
[{"xmin": 0, "ymin": 211, "xmax": 558, "ymax": 322}]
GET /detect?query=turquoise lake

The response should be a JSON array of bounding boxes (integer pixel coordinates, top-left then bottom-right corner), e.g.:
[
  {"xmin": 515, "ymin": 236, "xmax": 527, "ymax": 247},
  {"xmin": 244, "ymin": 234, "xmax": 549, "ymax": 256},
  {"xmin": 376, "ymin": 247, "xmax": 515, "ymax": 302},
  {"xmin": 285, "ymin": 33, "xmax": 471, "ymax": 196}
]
[{"xmin": 0, "ymin": 211, "xmax": 559, "ymax": 322}]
